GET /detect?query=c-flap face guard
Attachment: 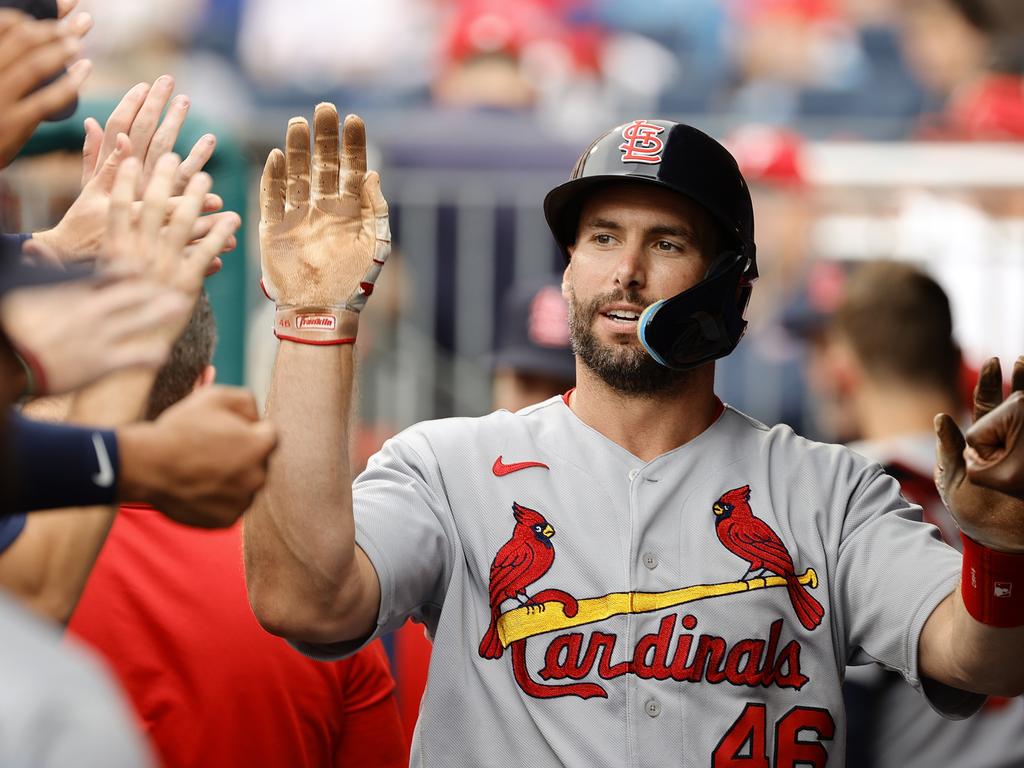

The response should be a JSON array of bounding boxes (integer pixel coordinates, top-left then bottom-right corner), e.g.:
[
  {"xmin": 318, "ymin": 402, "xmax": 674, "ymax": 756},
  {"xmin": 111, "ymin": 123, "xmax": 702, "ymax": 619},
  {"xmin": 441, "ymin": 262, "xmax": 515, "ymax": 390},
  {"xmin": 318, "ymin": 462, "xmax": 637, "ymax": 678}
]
[{"xmin": 636, "ymin": 252, "xmax": 751, "ymax": 371}]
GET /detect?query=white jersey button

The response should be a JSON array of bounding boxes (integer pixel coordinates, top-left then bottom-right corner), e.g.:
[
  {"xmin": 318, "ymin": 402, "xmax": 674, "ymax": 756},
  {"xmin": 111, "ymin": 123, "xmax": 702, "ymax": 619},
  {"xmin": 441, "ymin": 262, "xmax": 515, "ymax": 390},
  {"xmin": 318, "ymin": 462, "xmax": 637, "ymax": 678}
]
[
  {"xmin": 644, "ymin": 699, "xmax": 661, "ymax": 718},
  {"xmin": 628, "ymin": 469, "xmax": 639, "ymax": 481},
  {"xmin": 642, "ymin": 552, "xmax": 658, "ymax": 570}
]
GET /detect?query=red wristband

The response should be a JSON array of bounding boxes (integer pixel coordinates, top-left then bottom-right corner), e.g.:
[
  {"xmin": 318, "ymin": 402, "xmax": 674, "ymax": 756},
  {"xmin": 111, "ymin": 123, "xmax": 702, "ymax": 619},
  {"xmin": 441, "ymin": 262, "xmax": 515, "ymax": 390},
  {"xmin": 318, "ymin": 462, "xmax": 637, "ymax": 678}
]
[
  {"xmin": 10, "ymin": 341, "xmax": 48, "ymax": 396},
  {"xmin": 960, "ymin": 532, "xmax": 1024, "ymax": 628}
]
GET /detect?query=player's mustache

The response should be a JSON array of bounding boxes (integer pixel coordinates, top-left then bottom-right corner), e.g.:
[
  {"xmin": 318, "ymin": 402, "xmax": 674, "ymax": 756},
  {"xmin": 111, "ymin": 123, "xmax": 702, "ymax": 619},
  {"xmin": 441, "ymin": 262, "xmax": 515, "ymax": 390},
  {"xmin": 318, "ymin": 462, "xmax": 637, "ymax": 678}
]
[{"xmin": 580, "ymin": 289, "xmax": 652, "ymax": 320}]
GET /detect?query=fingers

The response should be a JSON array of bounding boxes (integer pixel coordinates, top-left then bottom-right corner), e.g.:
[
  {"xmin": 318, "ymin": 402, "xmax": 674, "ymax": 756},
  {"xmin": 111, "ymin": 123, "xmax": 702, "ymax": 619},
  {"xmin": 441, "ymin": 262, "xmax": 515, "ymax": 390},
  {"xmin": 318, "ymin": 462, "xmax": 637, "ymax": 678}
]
[
  {"xmin": 88, "ymin": 131, "xmax": 129, "ymax": 193},
  {"xmin": 57, "ymin": 0, "xmax": 80, "ymax": 18},
  {"xmin": 106, "ymin": 155, "xmax": 141, "ymax": 262},
  {"xmin": 187, "ymin": 210, "xmax": 236, "ymax": 243},
  {"xmin": 934, "ymin": 412, "xmax": 968, "ymax": 504},
  {"xmin": 163, "ymin": 170, "xmax": 211, "ymax": 260},
  {"xmin": 285, "ymin": 117, "xmax": 311, "ymax": 209},
  {"xmin": 128, "ymin": 74, "xmax": 174, "ymax": 171},
  {"xmin": 185, "ymin": 211, "xmax": 240, "ymax": 280},
  {"xmin": 340, "ymin": 113, "xmax": 367, "ymax": 199},
  {"xmin": 174, "ymin": 133, "xmax": 216, "ymax": 194},
  {"xmin": 140, "ymin": 152, "xmax": 180, "ymax": 250},
  {"xmin": 4, "ymin": 58, "xmax": 90, "ymax": 137},
  {"xmin": 1012, "ymin": 356, "xmax": 1024, "ymax": 395},
  {"xmin": 312, "ymin": 102, "xmax": 340, "ymax": 201},
  {"xmin": 973, "ymin": 357, "xmax": 1004, "ymax": 422},
  {"xmin": 0, "ymin": 18, "xmax": 69, "ymax": 83},
  {"xmin": 80, "ymin": 116, "xmax": 103, "ymax": 186},
  {"xmin": 97, "ymin": 82, "xmax": 150, "ymax": 170},
  {"xmin": 145, "ymin": 92, "xmax": 190, "ymax": 182},
  {"xmin": 965, "ymin": 392, "xmax": 1024, "ymax": 496},
  {"xmin": 260, "ymin": 148, "xmax": 286, "ymax": 224}
]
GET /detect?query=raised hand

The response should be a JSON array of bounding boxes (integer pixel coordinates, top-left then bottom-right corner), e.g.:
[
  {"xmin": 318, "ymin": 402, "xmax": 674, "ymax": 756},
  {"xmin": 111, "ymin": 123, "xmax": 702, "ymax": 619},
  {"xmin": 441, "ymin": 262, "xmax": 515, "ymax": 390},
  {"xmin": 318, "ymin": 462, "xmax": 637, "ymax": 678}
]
[
  {"xmin": 103, "ymin": 152, "xmax": 240, "ymax": 328},
  {"xmin": 0, "ymin": 8, "xmax": 92, "ymax": 167},
  {"xmin": 963, "ymin": 357, "xmax": 1024, "ymax": 499},
  {"xmin": 935, "ymin": 358, "xmax": 1024, "ymax": 551},
  {"xmin": 35, "ymin": 78, "xmax": 234, "ymax": 266},
  {"xmin": 259, "ymin": 102, "xmax": 390, "ymax": 343},
  {"xmin": 0, "ymin": 273, "xmax": 189, "ymax": 396}
]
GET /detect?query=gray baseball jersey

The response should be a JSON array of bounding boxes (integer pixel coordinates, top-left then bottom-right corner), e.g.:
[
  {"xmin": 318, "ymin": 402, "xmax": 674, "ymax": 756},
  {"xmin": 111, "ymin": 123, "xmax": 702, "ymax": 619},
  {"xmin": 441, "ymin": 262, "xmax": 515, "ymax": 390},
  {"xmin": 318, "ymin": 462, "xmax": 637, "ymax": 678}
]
[
  {"xmin": 844, "ymin": 434, "xmax": 1024, "ymax": 768},
  {"xmin": 296, "ymin": 396, "xmax": 979, "ymax": 767}
]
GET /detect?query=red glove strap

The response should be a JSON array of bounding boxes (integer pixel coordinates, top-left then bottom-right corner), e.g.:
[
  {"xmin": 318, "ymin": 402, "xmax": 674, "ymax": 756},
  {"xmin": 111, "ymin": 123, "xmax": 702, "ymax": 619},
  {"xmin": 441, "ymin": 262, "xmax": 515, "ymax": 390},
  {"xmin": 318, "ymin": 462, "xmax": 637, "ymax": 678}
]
[
  {"xmin": 960, "ymin": 532, "xmax": 1024, "ymax": 628},
  {"xmin": 274, "ymin": 306, "xmax": 356, "ymax": 346}
]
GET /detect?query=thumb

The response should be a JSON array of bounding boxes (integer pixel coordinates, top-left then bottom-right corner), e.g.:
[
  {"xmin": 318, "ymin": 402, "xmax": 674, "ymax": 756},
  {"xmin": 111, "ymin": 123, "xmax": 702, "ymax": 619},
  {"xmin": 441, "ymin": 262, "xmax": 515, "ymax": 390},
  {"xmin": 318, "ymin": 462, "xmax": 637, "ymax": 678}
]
[
  {"xmin": 249, "ymin": 420, "xmax": 278, "ymax": 457},
  {"xmin": 934, "ymin": 412, "xmax": 967, "ymax": 501},
  {"xmin": 90, "ymin": 132, "xmax": 130, "ymax": 193}
]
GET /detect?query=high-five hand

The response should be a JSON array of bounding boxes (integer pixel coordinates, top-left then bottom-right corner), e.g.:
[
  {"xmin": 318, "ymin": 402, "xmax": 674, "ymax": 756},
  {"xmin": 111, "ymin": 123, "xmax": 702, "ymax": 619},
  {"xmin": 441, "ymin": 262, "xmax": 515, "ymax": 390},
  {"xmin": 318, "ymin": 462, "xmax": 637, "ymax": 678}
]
[
  {"xmin": 935, "ymin": 358, "xmax": 1024, "ymax": 551},
  {"xmin": 259, "ymin": 102, "xmax": 390, "ymax": 344}
]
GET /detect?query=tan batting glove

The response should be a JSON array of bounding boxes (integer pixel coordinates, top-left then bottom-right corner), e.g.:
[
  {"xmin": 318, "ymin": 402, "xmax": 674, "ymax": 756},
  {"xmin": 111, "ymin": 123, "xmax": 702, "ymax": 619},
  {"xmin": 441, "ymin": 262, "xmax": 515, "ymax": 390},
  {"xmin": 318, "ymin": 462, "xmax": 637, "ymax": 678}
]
[{"xmin": 259, "ymin": 103, "xmax": 390, "ymax": 345}]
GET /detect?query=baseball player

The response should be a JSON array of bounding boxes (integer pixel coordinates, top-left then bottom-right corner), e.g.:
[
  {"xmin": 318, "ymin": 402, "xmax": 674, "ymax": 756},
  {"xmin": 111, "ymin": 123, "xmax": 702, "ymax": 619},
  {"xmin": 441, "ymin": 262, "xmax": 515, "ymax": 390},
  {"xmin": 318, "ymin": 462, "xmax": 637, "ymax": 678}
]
[{"xmin": 244, "ymin": 109, "xmax": 1024, "ymax": 767}]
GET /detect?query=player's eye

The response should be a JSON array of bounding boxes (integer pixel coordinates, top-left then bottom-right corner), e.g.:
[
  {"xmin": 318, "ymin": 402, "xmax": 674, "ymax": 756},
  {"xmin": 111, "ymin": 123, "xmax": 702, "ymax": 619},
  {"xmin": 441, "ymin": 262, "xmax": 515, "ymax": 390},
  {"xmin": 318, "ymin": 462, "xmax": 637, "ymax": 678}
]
[
  {"xmin": 654, "ymin": 239, "xmax": 681, "ymax": 252},
  {"xmin": 594, "ymin": 233, "xmax": 613, "ymax": 245}
]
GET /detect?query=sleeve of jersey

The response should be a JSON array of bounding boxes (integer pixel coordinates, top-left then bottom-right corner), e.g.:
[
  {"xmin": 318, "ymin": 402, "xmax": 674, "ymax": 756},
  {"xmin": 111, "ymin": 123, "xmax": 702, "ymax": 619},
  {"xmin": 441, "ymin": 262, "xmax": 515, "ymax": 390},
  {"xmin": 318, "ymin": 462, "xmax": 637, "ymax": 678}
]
[
  {"xmin": 836, "ymin": 465, "xmax": 984, "ymax": 720},
  {"xmin": 291, "ymin": 429, "xmax": 455, "ymax": 661}
]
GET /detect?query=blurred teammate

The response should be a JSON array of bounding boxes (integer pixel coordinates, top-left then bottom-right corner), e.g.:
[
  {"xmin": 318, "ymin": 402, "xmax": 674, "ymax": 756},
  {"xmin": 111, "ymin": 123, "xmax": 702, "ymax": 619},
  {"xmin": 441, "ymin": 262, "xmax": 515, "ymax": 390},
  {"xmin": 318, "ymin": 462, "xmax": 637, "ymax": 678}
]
[
  {"xmin": 492, "ymin": 276, "xmax": 575, "ymax": 411},
  {"xmin": 63, "ymin": 293, "xmax": 405, "ymax": 768},
  {"xmin": 816, "ymin": 260, "xmax": 1024, "ymax": 768}
]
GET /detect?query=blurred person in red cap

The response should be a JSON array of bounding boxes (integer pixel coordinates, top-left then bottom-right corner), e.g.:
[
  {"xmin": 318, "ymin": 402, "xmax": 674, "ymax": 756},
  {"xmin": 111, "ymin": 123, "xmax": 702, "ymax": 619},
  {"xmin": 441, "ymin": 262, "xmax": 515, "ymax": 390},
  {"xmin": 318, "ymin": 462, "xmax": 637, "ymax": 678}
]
[
  {"xmin": 899, "ymin": 0, "xmax": 1024, "ymax": 139},
  {"xmin": 492, "ymin": 276, "xmax": 576, "ymax": 412}
]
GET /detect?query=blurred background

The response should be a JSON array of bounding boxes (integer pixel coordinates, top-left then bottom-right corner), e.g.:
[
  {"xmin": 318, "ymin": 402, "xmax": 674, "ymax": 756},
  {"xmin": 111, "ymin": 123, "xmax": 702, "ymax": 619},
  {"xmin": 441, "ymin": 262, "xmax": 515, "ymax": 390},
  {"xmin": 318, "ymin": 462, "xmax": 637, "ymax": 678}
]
[
  {"xmin": 4, "ymin": 0, "xmax": 1024, "ymax": 745},
  {"xmin": 3, "ymin": 0, "xmax": 1024, "ymax": 447}
]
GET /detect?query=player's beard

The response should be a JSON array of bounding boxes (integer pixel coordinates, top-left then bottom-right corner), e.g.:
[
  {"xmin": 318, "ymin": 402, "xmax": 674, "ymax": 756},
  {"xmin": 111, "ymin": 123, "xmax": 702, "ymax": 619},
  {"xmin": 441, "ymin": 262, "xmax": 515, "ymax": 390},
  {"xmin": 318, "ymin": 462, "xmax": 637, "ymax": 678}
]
[{"xmin": 567, "ymin": 286, "xmax": 692, "ymax": 396}]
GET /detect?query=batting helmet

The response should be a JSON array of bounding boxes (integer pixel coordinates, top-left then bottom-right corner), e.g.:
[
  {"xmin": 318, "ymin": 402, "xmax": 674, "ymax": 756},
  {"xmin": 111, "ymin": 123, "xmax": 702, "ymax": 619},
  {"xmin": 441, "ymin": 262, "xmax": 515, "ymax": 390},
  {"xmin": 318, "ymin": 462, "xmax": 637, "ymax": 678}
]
[{"xmin": 543, "ymin": 119, "xmax": 757, "ymax": 371}]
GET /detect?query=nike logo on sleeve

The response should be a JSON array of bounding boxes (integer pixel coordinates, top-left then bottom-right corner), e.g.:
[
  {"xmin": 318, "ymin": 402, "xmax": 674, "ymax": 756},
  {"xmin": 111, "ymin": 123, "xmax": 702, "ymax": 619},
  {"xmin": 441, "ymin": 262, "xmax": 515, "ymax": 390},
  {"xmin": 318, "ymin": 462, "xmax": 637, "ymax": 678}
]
[
  {"xmin": 91, "ymin": 432, "xmax": 115, "ymax": 488},
  {"xmin": 492, "ymin": 456, "xmax": 550, "ymax": 476}
]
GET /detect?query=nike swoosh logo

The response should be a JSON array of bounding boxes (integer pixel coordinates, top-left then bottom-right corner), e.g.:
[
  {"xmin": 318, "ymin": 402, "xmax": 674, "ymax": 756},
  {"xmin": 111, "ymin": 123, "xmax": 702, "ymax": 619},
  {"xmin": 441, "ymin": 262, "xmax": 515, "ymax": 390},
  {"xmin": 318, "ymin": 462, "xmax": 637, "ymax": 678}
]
[
  {"xmin": 91, "ymin": 432, "xmax": 114, "ymax": 488},
  {"xmin": 492, "ymin": 456, "xmax": 549, "ymax": 477}
]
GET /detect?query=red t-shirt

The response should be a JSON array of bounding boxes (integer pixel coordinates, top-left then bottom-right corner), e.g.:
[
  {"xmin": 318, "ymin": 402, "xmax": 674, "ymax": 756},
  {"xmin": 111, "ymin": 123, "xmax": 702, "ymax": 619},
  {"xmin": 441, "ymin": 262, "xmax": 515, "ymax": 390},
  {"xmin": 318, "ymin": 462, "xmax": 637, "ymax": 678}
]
[{"xmin": 67, "ymin": 505, "xmax": 407, "ymax": 768}]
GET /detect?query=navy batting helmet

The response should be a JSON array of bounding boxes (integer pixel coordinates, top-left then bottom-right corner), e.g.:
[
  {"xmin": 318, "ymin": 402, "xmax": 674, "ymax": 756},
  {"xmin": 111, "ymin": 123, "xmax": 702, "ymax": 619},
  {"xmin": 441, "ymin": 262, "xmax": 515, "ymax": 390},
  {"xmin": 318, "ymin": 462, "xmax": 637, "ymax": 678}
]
[{"xmin": 543, "ymin": 119, "xmax": 757, "ymax": 371}]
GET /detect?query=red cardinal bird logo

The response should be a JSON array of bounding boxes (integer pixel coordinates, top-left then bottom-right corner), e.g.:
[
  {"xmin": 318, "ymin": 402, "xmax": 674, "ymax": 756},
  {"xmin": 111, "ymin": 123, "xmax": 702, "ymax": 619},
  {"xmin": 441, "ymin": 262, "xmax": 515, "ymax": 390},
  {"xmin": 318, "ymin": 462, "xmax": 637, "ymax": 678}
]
[
  {"xmin": 713, "ymin": 485, "xmax": 824, "ymax": 631},
  {"xmin": 479, "ymin": 502, "xmax": 556, "ymax": 660}
]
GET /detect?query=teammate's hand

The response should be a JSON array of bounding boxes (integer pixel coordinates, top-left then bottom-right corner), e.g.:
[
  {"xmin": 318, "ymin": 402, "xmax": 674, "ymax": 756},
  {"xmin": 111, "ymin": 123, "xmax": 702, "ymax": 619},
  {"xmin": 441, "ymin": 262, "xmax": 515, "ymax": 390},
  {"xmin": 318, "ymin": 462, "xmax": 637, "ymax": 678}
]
[
  {"xmin": 935, "ymin": 357, "xmax": 1024, "ymax": 551},
  {"xmin": 0, "ymin": 274, "xmax": 189, "ymax": 396},
  {"xmin": 962, "ymin": 357, "xmax": 1024, "ymax": 499},
  {"xmin": 0, "ymin": 8, "xmax": 92, "ymax": 167},
  {"xmin": 33, "ymin": 78, "xmax": 233, "ymax": 267},
  {"xmin": 102, "ymin": 151, "xmax": 240, "ymax": 338},
  {"xmin": 118, "ymin": 386, "xmax": 278, "ymax": 528},
  {"xmin": 259, "ymin": 102, "xmax": 390, "ymax": 338}
]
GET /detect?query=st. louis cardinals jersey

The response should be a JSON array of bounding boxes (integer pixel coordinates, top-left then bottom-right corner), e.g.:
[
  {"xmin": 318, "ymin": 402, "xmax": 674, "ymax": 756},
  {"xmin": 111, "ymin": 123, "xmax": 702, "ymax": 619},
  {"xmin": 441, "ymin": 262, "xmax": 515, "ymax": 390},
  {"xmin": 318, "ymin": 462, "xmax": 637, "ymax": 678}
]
[{"xmin": 296, "ymin": 396, "xmax": 979, "ymax": 767}]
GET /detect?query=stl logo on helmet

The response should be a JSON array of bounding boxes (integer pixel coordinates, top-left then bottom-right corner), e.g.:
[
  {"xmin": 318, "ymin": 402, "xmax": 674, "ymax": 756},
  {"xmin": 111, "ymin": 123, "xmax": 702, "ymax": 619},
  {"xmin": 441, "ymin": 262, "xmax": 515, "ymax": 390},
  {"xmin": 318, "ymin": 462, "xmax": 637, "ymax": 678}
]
[{"xmin": 618, "ymin": 120, "xmax": 665, "ymax": 164}]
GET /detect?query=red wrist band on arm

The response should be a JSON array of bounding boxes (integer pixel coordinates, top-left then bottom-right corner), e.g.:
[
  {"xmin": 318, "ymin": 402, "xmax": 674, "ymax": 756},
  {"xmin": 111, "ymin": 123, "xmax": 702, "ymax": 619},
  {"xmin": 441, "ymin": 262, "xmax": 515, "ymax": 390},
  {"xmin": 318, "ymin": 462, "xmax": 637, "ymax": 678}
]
[
  {"xmin": 274, "ymin": 306, "xmax": 356, "ymax": 346},
  {"xmin": 960, "ymin": 533, "xmax": 1024, "ymax": 628}
]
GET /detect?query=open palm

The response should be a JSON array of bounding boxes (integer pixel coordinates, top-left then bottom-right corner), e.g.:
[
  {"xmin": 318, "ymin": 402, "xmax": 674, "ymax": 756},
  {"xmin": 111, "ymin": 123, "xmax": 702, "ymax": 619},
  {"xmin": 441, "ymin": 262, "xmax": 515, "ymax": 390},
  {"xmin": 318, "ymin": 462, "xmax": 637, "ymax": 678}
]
[{"xmin": 259, "ymin": 104, "xmax": 389, "ymax": 313}]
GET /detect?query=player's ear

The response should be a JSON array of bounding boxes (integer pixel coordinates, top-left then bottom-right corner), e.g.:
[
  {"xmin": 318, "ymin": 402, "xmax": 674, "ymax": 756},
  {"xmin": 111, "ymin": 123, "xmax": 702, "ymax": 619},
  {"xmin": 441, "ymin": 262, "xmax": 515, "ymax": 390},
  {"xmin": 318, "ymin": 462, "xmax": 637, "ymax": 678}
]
[
  {"xmin": 561, "ymin": 261, "xmax": 572, "ymax": 302},
  {"xmin": 195, "ymin": 364, "xmax": 216, "ymax": 390}
]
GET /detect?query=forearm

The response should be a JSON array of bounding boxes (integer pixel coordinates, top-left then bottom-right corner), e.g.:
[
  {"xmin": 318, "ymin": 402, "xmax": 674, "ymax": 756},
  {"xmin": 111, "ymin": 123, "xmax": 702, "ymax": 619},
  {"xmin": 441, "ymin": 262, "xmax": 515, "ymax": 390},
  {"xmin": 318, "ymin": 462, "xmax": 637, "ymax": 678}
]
[
  {"xmin": 920, "ymin": 587, "xmax": 1024, "ymax": 697},
  {"xmin": 244, "ymin": 340, "xmax": 367, "ymax": 637},
  {"xmin": 0, "ymin": 506, "xmax": 114, "ymax": 624},
  {"xmin": 0, "ymin": 373, "xmax": 157, "ymax": 623}
]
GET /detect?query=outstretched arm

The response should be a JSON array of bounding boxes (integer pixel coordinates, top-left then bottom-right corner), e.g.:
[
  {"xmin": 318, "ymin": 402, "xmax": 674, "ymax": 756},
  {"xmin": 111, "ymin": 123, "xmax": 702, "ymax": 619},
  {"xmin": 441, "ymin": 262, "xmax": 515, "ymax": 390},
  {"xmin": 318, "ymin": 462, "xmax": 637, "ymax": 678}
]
[
  {"xmin": 244, "ymin": 103, "xmax": 390, "ymax": 644},
  {"xmin": 920, "ymin": 358, "xmax": 1024, "ymax": 696}
]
